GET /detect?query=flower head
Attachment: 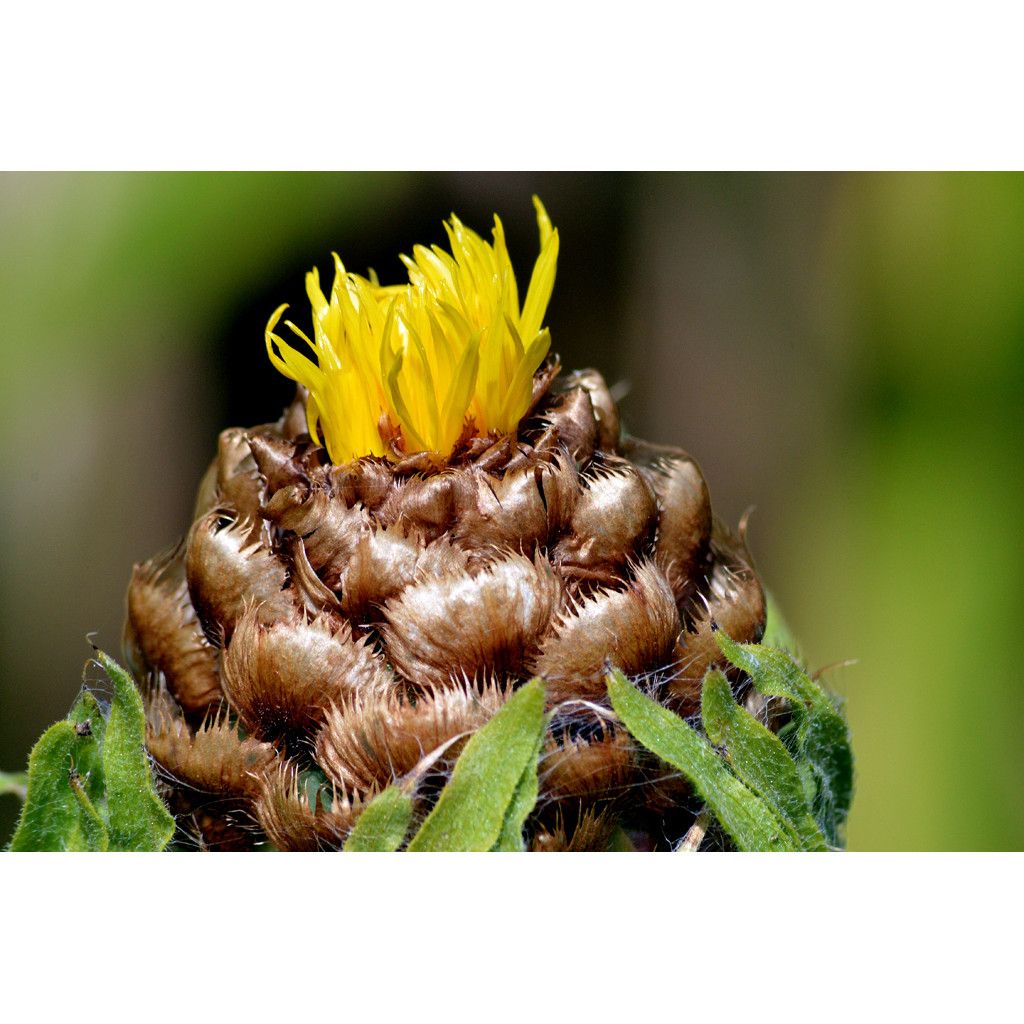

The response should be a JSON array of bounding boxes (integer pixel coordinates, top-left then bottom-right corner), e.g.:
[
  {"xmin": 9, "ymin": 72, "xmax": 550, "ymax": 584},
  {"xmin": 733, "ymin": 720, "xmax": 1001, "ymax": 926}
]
[{"xmin": 265, "ymin": 197, "xmax": 559, "ymax": 464}]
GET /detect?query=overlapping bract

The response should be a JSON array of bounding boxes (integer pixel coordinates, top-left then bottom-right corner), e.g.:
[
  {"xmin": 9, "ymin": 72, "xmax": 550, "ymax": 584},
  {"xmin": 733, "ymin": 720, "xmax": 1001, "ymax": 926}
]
[
  {"xmin": 265, "ymin": 199, "xmax": 558, "ymax": 463},
  {"xmin": 124, "ymin": 362, "xmax": 770, "ymax": 851}
]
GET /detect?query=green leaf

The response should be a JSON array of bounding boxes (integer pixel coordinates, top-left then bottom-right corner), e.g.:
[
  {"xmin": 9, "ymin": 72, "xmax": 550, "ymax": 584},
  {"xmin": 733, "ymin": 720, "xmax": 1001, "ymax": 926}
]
[
  {"xmin": 9, "ymin": 722, "xmax": 102, "ymax": 851},
  {"xmin": 607, "ymin": 667, "xmax": 798, "ymax": 852},
  {"xmin": 802, "ymin": 707, "xmax": 855, "ymax": 846},
  {"xmin": 95, "ymin": 651, "xmax": 175, "ymax": 852},
  {"xmin": 763, "ymin": 591, "xmax": 799, "ymax": 653},
  {"xmin": 344, "ymin": 787, "xmax": 414, "ymax": 852},
  {"xmin": 714, "ymin": 632, "xmax": 819, "ymax": 708},
  {"xmin": 0, "ymin": 772, "xmax": 28, "ymax": 800},
  {"xmin": 67, "ymin": 690, "xmax": 107, "ymax": 808},
  {"xmin": 408, "ymin": 678, "xmax": 547, "ymax": 852},
  {"xmin": 298, "ymin": 767, "xmax": 331, "ymax": 809},
  {"xmin": 701, "ymin": 670, "xmax": 827, "ymax": 851},
  {"xmin": 492, "ymin": 727, "xmax": 544, "ymax": 851},
  {"xmin": 69, "ymin": 772, "xmax": 110, "ymax": 851},
  {"xmin": 714, "ymin": 630, "xmax": 854, "ymax": 846}
]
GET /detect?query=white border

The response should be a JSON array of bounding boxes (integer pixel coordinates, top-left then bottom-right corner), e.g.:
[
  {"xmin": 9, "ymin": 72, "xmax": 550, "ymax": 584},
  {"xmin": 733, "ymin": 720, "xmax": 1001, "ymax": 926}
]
[
  {"xmin": 1, "ymin": 853, "xmax": 1019, "ymax": 1018},
  {"xmin": 2, "ymin": 2, "xmax": 1023, "ymax": 169}
]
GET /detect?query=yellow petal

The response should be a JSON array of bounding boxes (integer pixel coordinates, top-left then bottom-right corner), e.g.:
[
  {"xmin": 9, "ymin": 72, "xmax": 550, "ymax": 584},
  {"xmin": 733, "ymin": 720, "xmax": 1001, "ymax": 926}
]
[{"xmin": 263, "ymin": 201, "xmax": 559, "ymax": 463}]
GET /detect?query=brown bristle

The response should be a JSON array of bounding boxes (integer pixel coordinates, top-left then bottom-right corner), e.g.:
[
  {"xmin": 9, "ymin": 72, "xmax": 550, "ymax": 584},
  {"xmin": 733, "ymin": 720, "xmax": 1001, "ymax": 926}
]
[
  {"xmin": 147, "ymin": 701, "xmax": 280, "ymax": 800},
  {"xmin": 254, "ymin": 763, "xmax": 369, "ymax": 852},
  {"xmin": 539, "ymin": 727, "xmax": 636, "ymax": 805},
  {"xmin": 314, "ymin": 680, "xmax": 508, "ymax": 795},
  {"xmin": 185, "ymin": 509, "xmax": 297, "ymax": 645},
  {"xmin": 382, "ymin": 551, "xmax": 562, "ymax": 689},
  {"xmin": 664, "ymin": 524, "xmax": 766, "ymax": 711},
  {"xmin": 221, "ymin": 606, "xmax": 395, "ymax": 741},
  {"xmin": 533, "ymin": 560, "xmax": 681, "ymax": 704},
  {"xmin": 530, "ymin": 807, "xmax": 618, "ymax": 852},
  {"xmin": 125, "ymin": 547, "xmax": 223, "ymax": 716}
]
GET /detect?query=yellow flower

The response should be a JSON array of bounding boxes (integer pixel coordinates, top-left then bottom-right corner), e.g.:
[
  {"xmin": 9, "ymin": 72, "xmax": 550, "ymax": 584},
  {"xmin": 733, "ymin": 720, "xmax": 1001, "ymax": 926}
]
[{"xmin": 265, "ymin": 197, "xmax": 559, "ymax": 464}]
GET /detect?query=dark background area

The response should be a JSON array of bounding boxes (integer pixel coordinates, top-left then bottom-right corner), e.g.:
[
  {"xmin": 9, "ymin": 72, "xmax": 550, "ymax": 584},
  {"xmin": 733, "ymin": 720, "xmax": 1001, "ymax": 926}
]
[{"xmin": 2, "ymin": 171, "xmax": 1022, "ymax": 849}]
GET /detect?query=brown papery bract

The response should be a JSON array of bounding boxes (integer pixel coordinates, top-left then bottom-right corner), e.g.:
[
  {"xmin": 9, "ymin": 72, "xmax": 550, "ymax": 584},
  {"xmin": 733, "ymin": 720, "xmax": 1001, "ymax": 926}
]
[
  {"xmin": 538, "ymin": 727, "xmax": 636, "ymax": 806},
  {"xmin": 554, "ymin": 457, "xmax": 657, "ymax": 578},
  {"xmin": 536, "ymin": 385, "xmax": 598, "ymax": 462},
  {"xmin": 216, "ymin": 427, "xmax": 265, "ymax": 521},
  {"xmin": 382, "ymin": 551, "xmax": 562, "ymax": 689},
  {"xmin": 125, "ymin": 548, "xmax": 223, "ymax": 717},
  {"xmin": 625, "ymin": 438, "xmax": 713, "ymax": 605},
  {"xmin": 665, "ymin": 524, "xmax": 766, "ymax": 712},
  {"xmin": 375, "ymin": 473, "xmax": 457, "ymax": 540},
  {"xmin": 314, "ymin": 680, "xmax": 508, "ymax": 795},
  {"xmin": 412, "ymin": 536, "xmax": 472, "ymax": 581},
  {"xmin": 533, "ymin": 560, "xmax": 681, "ymax": 704},
  {"xmin": 336, "ymin": 524, "xmax": 424, "ymax": 621},
  {"xmin": 451, "ymin": 466, "xmax": 550, "ymax": 554},
  {"xmin": 562, "ymin": 368, "xmax": 620, "ymax": 450},
  {"xmin": 262, "ymin": 486, "xmax": 369, "ymax": 590},
  {"xmin": 248, "ymin": 432, "xmax": 310, "ymax": 495},
  {"xmin": 185, "ymin": 509, "xmax": 297, "ymax": 645},
  {"xmin": 254, "ymin": 763, "xmax": 369, "ymax": 852},
  {"xmin": 538, "ymin": 449, "xmax": 580, "ymax": 532},
  {"xmin": 127, "ymin": 349, "xmax": 773, "ymax": 851},
  {"xmin": 221, "ymin": 606, "xmax": 395, "ymax": 741},
  {"xmin": 147, "ymin": 700, "xmax": 280, "ymax": 800}
]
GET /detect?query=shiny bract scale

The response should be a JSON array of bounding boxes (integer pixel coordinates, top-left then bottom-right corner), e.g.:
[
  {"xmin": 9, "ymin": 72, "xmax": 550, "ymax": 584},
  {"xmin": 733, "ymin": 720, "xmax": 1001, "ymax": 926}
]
[{"xmin": 126, "ymin": 361, "xmax": 766, "ymax": 851}]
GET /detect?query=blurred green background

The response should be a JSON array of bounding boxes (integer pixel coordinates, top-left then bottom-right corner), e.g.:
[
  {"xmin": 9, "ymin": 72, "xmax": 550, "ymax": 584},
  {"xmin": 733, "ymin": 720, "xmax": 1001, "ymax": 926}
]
[{"xmin": 1, "ymin": 172, "xmax": 1021, "ymax": 850}]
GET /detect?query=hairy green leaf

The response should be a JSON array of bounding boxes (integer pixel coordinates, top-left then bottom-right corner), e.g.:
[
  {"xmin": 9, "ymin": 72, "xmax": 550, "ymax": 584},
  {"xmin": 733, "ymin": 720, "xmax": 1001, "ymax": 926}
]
[
  {"xmin": 9, "ymin": 722, "xmax": 102, "ymax": 851},
  {"xmin": 701, "ymin": 670, "xmax": 826, "ymax": 851},
  {"xmin": 492, "ymin": 727, "xmax": 544, "ymax": 852},
  {"xmin": 607, "ymin": 667, "xmax": 797, "ymax": 852},
  {"xmin": 408, "ymin": 678, "xmax": 546, "ymax": 852},
  {"xmin": 714, "ymin": 632, "xmax": 819, "ymax": 707},
  {"xmin": 763, "ymin": 591, "xmax": 799, "ymax": 654},
  {"xmin": 714, "ymin": 630, "xmax": 854, "ymax": 846},
  {"xmin": 95, "ymin": 651, "xmax": 174, "ymax": 852},
  {"xmin": 67, "ymin": 690, "xmax": 107, "ymax": 808},
  {"xmin": 344, "ymin": 787, "xmax": 414, "ymax": 852},
  {"xmin": 69, "ymin": 772, "xmax": 110, "ymax": 851},
  {"xmin": 802, "ymin": 708, "xmax": 854, "ymax": 845}
]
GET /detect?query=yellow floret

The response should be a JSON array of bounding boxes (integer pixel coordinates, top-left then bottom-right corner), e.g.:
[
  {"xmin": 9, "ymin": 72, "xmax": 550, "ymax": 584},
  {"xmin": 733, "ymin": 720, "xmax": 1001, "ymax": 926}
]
[{"xmin": 265, "ymin": 197, "xmax": 559, "ymax": 464}]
